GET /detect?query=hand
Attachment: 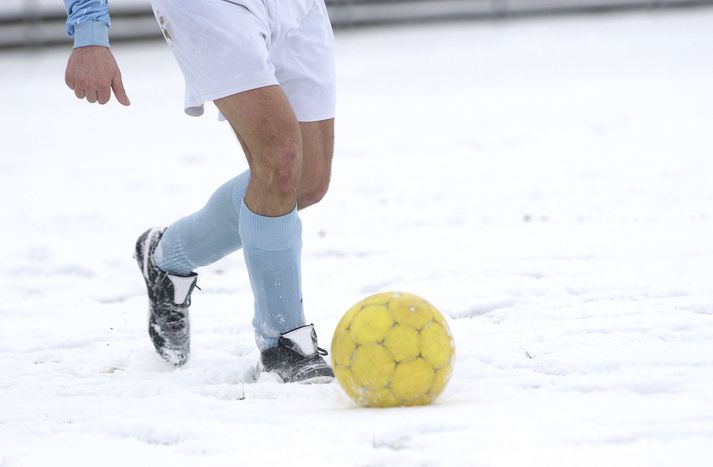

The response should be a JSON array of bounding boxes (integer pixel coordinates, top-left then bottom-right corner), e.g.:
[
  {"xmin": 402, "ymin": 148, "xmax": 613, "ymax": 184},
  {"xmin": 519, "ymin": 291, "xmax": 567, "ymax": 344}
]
[{"xmin": 65, "ymin": 46, "xmax": 130, "ymax": 106}]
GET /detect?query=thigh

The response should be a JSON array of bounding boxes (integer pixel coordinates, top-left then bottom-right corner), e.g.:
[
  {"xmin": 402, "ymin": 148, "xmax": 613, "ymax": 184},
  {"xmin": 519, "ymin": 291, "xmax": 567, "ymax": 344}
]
[{"xmin": 215, "ymin": 85, "xmax": 301, "ymax": 164}]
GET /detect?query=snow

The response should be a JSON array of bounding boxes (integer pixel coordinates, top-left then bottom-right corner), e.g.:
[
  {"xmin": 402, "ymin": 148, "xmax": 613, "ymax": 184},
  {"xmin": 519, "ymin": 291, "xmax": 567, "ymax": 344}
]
[{"xmin": 2, "ymin": 7, "xmax": 713, "ymax": 466}]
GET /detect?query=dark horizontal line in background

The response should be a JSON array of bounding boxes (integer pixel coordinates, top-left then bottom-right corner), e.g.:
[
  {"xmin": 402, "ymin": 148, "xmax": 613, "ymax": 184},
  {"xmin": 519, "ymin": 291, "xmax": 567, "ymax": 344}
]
[{"xmin": 1, "ymin": 0, "xmax": 712, "ymax": 50}]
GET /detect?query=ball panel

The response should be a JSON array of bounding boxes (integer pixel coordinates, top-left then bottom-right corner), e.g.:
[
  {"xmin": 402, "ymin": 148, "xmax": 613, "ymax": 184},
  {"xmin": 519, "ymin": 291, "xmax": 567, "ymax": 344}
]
[
  {"xmin": 350, "ymin": 305, "xmax": 394, "ymax": 344},
  {"xmin": 420, "ymin": 322, "xmax": 454, "ymax": 370},
  {"xmin": 358, "ymin": 292, "xmax": 393, "ymax": 307},
  {"xmin": 331, "ymin": 329, "xmax": 356, "ymax": 367},
  {"xmin": 429, "ymin": 363, "xmax": 453, "ymax": 400},
  {"xmin": 390, "ymin": 358, "xmax": 435, "ymax": 402},
  {"xmin": 403, "ymin": 394, "xmax": 435, "ymax": 407},
  {"xmin": 391, "ymin": 299, "xmax": 434, "ymax": 330},
  {"xmin": 360, "ymin": 387, "xmax": 400, "ymax": 408},
  {"xmin": 431, "ymin": 307, "xmax": 449, "ymax": 327},
  {"xmin": 383, "ymin": 324, "xmax": 420, "ymax": 362},
  {"xmin": 351, "ymin": 344, "xmax": 395, "ymax": 389}
]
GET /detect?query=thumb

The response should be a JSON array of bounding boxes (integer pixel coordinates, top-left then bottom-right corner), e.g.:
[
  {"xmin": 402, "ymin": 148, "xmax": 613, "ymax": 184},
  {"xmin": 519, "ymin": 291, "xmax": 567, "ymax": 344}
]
[{"xmin": 112, "ymin": 72, "xmax": 131, "ymax": 106}]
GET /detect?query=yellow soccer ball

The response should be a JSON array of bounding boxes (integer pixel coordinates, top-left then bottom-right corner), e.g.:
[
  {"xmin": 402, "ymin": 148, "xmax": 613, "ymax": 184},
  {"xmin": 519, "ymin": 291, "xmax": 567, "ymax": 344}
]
[{"xmin": 331, "ymin": 292, "xmax": 455, "ymax": 407}]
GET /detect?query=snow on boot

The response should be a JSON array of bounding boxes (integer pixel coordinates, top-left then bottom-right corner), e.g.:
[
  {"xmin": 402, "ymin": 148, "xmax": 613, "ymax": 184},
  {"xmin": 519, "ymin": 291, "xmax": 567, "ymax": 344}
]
[
  {"xmin": 260, "ymin": 324, "xmax": 335, "ymax": 383},
  {"xmin": 134, "ymin": 228, "xmax": 198, "ymax": 366}
]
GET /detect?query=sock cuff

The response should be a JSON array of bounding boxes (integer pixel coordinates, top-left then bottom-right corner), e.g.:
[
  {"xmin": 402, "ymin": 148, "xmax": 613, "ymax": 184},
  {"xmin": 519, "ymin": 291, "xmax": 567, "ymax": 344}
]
[{"xmin": 239, "ymin": 200, "xmax": 302, "ymax": 251}]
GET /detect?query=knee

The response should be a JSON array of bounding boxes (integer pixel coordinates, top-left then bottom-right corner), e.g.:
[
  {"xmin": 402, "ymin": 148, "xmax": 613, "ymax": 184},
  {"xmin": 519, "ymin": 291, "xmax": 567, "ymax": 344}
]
[
  {"xmin": 298, "ymin": 175, "xmax": 330, "ymax": 209},
  {"xmin": 251, "ymin": 139, "xmax": 302, "ymax": 198}
]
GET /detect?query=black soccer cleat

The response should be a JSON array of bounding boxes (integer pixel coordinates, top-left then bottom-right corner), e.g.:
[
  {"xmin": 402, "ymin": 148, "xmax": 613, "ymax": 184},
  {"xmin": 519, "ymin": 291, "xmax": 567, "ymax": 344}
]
[
  {"xmin": 134, "ymin": 228, "xmax": 198, "ymax": 367},
  {"xmin": 260, "ymin": 324, "xmax": 335, "ymax": 384}
]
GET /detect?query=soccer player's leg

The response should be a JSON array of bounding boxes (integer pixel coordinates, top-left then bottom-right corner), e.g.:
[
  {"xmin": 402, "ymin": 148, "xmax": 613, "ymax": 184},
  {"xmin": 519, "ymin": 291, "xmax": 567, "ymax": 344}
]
[
  {"xmin": 297, "ymin": 119, "xmax": 335, "ymax": 209},
  {"xmin": 216, "ymin": 86, "xmax": 302, "ymax": 216},
  {"xmin": 144, "ymin": 0, "xmax": 279, "ymax": 277},
  {"xmin": 215, "ymin": 86, "xmax": 334, "ymax": 383},
  {"xmin": 135, "ymin": 0, "xmax": 275, "ymax": 366}
]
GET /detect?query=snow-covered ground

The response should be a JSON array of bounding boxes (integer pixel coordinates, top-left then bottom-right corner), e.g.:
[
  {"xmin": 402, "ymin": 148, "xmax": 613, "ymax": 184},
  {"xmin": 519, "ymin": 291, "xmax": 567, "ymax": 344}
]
[{"xmin": 2, "ymin": 8, "xmax": 713, "ymax": 467}]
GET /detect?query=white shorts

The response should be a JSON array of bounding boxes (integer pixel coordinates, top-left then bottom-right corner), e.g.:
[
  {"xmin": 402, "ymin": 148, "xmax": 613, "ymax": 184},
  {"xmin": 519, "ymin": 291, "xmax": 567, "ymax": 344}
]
[{"xmin": 149, "ymin": 0, "xmax": 336, "ymax": 122}]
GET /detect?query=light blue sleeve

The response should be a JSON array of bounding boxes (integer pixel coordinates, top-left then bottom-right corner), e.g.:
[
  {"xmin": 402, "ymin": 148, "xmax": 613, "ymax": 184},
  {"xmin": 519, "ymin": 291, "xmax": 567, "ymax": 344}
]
[{"xmin": 64, "ymin": 0, "xmax": 111, "ymax": 48}]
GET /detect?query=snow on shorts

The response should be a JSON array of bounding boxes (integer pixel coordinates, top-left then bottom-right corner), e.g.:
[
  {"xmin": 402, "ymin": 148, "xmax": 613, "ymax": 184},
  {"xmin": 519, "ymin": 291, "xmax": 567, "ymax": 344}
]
[{"xmin": 149, "ymin": 0, "xmax": 336, "ymax": 122}]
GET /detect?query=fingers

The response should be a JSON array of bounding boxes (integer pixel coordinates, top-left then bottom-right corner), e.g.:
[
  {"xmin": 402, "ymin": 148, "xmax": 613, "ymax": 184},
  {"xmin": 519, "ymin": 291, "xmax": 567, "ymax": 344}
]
[
  {"xmin": 97, "ymin": 86, "xmax": 111, "ymax": 105},
  {"xmin": 111, "ymin": 72, "xmax": 131, "ymax": 106},
  {"xmin": 72, "ymin": 87, "xmax": 98, "ymax": 104},
  {"xmin": 72, "ymin": 83, "xmax": 111, "ymax": 105}
]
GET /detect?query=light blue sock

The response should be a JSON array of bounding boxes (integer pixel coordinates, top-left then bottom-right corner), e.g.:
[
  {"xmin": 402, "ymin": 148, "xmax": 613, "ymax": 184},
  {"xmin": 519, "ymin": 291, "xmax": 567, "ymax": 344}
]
[
  {"xmin": 154, "ymin": 171, "xmax": 250, "ymax": 275},
  {"xmin": 239, "ymin": 201, "xmax": 306, "ymax": 351}
]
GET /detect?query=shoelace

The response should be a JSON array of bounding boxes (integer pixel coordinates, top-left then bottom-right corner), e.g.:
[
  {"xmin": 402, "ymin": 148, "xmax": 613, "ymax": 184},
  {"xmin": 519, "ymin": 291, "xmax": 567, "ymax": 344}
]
[
  {"xmin": 162, "ymin": 277, "xmax": 200, "ymax": 317},
  {"xmin": 179, "ymin": 283, "xmax": 200, "ymax": 309}
]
